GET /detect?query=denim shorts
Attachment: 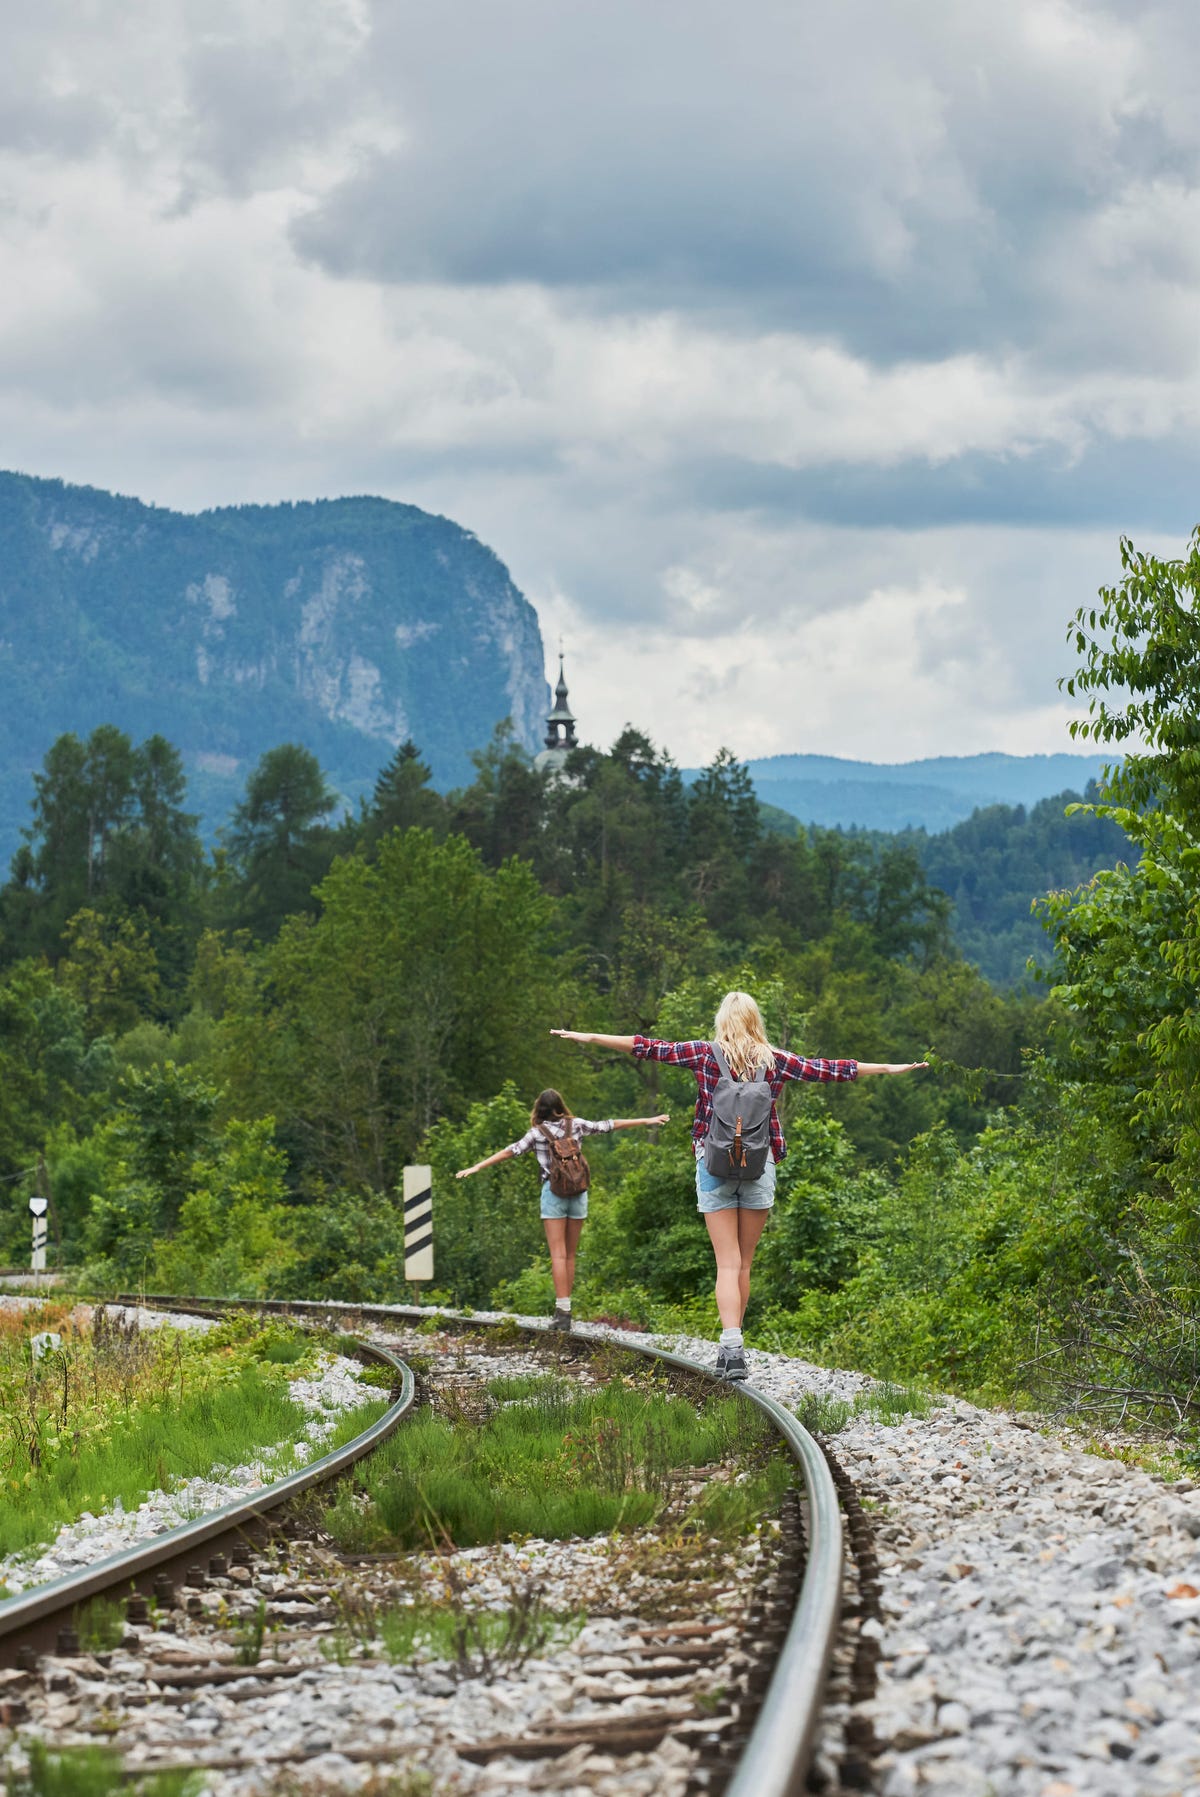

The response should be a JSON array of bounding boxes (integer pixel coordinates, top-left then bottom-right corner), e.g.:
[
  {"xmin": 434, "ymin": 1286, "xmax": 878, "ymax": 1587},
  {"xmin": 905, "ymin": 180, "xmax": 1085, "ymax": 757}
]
[
  {"xmin": 541, "ymin": 1181, "xmax": 589, "ymax": 1220},
  {"xmin": 695, "ymin": 1149, "xmax": 776, "ymax": 1213}
]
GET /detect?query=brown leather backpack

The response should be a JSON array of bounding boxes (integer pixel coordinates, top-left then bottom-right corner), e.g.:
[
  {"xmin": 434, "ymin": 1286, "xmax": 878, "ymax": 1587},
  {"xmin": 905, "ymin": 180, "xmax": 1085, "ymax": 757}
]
[{"xmin": 539, "ymin": 1122, "xmax": 590, "ymax": 1198}]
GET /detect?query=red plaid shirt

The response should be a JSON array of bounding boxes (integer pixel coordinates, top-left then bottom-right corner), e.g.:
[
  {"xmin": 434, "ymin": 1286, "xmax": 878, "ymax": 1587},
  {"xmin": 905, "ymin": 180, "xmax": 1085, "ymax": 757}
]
[{"xmin": 632, "ymin": 1036, "xmax": 857, "ymax": 1162}]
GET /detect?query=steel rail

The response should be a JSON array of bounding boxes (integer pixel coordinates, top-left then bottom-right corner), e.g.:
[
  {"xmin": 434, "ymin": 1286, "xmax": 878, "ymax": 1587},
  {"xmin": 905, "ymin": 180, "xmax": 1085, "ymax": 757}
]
[
  {"xmin": 114, "ymin": 1294, "xmax": 845, "ymax": 1795},
  {"xmin": 0, "ymin": 1334, "xmax": 415, "ymax": 1655}
]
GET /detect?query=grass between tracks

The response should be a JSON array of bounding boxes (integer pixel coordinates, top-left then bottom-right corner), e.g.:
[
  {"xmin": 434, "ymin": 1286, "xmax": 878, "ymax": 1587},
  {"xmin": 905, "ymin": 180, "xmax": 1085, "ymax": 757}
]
[
  {"xmin": 322, "ymin": 1368, "xmax": 790, "ymax": 1552},
  {"xmin": 0, "ymin": 1304, "xmax": 353, "ymax": 1566},
  {"xmin": 4, "ymin": 1740, "xmax": 200, "ymax": 1795}
]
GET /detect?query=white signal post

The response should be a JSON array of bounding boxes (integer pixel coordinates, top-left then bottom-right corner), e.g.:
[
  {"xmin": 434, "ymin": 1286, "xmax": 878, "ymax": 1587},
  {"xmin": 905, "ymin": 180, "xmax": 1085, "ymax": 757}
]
[
  {"xmin": 29, "ymin": 1195, "xmax": 48, "ymax": 1284},
  {"xmin": 403, "ymin": 1165, "xmax": 433, "ymax": 1299}
]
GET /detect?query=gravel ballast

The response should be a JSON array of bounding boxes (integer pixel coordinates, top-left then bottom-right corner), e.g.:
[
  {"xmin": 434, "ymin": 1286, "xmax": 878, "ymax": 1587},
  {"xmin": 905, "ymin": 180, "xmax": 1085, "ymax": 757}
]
[
  {"xmin": 657, "ymin": 1332, "xmax": 1200, "ymax": 1797},
  {"xmin": 8, "ymin": 1301, "xmax": 1200, "ymax": 1793}
]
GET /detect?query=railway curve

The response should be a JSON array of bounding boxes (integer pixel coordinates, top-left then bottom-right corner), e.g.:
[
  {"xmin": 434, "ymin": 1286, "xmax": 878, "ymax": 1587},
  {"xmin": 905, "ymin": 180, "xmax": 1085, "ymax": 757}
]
[{"xmin": 2, "ymin": 1298, "xmax": 852, "ymax": 1796}]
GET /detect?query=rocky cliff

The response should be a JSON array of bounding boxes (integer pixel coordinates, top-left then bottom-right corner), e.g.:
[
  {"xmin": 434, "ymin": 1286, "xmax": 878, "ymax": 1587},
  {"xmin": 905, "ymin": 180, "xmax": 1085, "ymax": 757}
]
[{"xmin": 0, "ymin": 473, "xmax": 549, "ymax": 852}]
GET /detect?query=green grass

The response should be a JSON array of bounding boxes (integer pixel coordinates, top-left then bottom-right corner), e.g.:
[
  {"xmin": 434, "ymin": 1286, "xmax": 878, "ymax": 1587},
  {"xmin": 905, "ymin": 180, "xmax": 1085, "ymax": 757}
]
[
  {"xmin": 377, "ymin": 1600, "xmax": 580, "ymax": 1664},
  {"xmin": 259, "ymin": 1334, "xmax": 309, "ymax": 1366},
  {"xmin": 76, "ymin": 1596, "xmax": 126, "ymax": 1653},
  {"xmin": 791, "ymin": 1380, "xmax": 933, "ymax": 1438},
  {"xmin": 5, "ymin": 1742, "xmax": 199, "ymax": 1796},
  {"xmin": 0, "ymin": 1363, "xmax": 304, "ymax": 1558},
  {"xmin": 323, "ymin": 1376, "xmax": 789, "ymax": 1552},
  {"xmin": 317, "ymin": 1396, "xmax": 391, "ymax": 1453}
]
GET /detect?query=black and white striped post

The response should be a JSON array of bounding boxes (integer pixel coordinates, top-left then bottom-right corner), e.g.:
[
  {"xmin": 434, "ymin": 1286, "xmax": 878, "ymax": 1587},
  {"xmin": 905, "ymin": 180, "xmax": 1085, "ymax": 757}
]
[
  {"xmin": 29, "ymin": 1195, "xmax": 48, "ymax": 1282},
  {"xmin": 403, "ymin": 1164, "xmax": 433, "ymax": 1298}
]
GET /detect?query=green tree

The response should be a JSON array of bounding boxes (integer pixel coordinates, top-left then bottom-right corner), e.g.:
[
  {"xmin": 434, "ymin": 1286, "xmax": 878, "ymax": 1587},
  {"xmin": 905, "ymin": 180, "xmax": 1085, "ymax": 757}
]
[
  {"xmin": 0, "ymin": 962, "xmax": 113, "ymax": 1188},
  {"xmin": 1047, "ymin": 527, "xmax": 1200, "ymax": 1179},
  {"xmin": 686, "ymin": 748, "xmax": 761, "ymax": 936},
  {"xmin": 1, "ymin": 727, "xmax": 204, "ymax": 982},
  {"xmin": 218, "ymin": 830, "xmax": 570, "ymax": 1190},
  {"xmin": 112, "ymin": 1061, "xmax": 221, "ymax": 1228},
  {"xmin": 59, "ymin": 908, "xmax": 162, "ymax": 1037},
  {"xmin": 365, "ymin": 740, "xmax": 447, "ymax": 844},
  {"xmin": 421, "ymin": 1086, "xmax": 544, "ymax": 1304},
  {"xmin": 447, "ymin": 721, "xmax": 547, "ymax": 867},
  {"xmin": 154, "ymin": 1118, "xmax": 297, "ymax": 1297},
  {"xmin": 225, "ymin": 743, "xmax": 341, "ymax": 939}
]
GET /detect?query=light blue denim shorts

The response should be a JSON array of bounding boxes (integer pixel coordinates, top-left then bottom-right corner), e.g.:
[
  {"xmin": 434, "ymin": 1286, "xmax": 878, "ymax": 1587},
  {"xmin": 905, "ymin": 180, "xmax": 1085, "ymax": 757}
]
[
  {"xmin": 695, "ymin": 1148, "xmax": 776, "ymax": 1213},
  {"xmin": 541, "ymin": 1181, "xmax": 589, "ymax": 1220}
]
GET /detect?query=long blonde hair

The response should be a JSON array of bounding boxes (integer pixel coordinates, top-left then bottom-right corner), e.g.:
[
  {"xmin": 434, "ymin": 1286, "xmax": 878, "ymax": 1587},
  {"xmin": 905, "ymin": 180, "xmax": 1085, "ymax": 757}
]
[{"xmin": 713, "ymin": 991, "xmax": 776, "ymax": 1077}]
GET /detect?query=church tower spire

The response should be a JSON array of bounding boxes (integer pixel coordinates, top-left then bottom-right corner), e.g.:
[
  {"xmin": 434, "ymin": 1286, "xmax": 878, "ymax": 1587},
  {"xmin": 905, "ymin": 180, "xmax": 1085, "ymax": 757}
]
[
  {"xmin": 534, "ymin": 647, "xmax": 579, "ymax": 776},
  {"xmin": 544, "ymin": 652, "xmax": 577, "ymax": 751}
]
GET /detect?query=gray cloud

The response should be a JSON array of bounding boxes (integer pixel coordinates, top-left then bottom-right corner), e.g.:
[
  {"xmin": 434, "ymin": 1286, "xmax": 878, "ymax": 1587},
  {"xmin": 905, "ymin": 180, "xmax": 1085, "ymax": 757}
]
[
  {"xmin": 290, "ymin": 1, "xmax": 1200, "ymax": 373},
  {"xmin": 0, "ymin": 0, "xmax": 1197, "ymax": 768}
]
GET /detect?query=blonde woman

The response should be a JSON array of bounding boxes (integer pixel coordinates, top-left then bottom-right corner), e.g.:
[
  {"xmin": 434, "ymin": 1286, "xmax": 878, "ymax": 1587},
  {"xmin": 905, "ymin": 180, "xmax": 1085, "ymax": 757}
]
[{"xmin": 553, "ymin": 992, "xmax": 926, "ymax": 1380}]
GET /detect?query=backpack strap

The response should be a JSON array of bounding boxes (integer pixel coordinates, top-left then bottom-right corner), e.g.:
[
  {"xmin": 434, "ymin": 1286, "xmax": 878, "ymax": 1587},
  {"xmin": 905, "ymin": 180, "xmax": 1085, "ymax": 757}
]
[
  {"xmin": 710, "ymin": 1041, "xmax": 767, "ymax": 1084},
  {"xmin": 539, "ymin": 1121, "xmax": 578, "ymax": 1153}
]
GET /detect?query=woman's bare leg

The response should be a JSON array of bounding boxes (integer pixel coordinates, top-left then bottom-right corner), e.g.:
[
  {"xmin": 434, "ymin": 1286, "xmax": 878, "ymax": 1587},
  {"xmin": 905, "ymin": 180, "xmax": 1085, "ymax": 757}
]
[
  {"xmin": 543, "ymin": 1217, "xmax": 586, "ymax": 1301},
  {"xmin": 703, "ymin": 1210, "xmax": 744, "ymax": 1329},
  {"xmin": 735, "ymin": 1208, "xmax": 770, "ymax": 1323}
]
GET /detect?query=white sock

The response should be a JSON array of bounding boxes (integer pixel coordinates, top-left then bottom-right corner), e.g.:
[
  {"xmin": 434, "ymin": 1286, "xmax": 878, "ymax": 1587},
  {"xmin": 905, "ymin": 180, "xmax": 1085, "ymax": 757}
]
[
  {"xmin": 720, "ymin": 1327, "xmax": 743, "ymax": 1348},
  {"xmin": 557, "ymin": 1297, "xmax": 571, "ymax": 1311}
]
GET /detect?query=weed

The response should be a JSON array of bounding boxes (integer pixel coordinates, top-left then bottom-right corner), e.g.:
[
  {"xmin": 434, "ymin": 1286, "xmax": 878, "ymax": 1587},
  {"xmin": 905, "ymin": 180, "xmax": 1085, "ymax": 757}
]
[
  {"xmin": 5, "ymin": 1741, "xmax": 200, "ymax": 1796},
  {"xmin": 322, "ymin": 1378, "xmax": 786, "ymax": 1552},
  {"xmin": 485, "ymin": 1373, "xmax": 568, "ymax": 1403},
  {"xmin": 75, "ymin": 1596, "xmax": 125, "ymax": 1653},
  {"xmin": 789, "ymin": 1381, "xmax": 932, "ymax": 1438},
  {"xmin": 0, "ymin": 1363, "xmax": 302, "ymax": 1557},
  {"xmin": 319, "ymin": 1397, "xmax": 391, "ymax": 1453},
  {"xmin": 0, "ymin": 1313, "xmax": 323, "ymax": 1560},
  {"xmin": 260, "ymin": 1334, "xmax": 308, "ymax": 1366},
  {"xmin": 865, "ymin": 1381, "xmax": 932, "ymax": 1424},
  {"xmin": 269, "ymin": 1772, "xmax": 433, "ymax": 1797},
  {"xmin": 323, "ymin": 1577, "xmax": 583, "ymax": 1680},
  {"xmin": 234, "ymin": 1597, "xmax": 269, "ymax": 1666},
  {"xmin": 354, "ymin": 1364, "xmax": 399, "ymax": 1389},
  {"xmin": 790, "ymin": 1392, "xmax": 854, "ymax": 1436}
]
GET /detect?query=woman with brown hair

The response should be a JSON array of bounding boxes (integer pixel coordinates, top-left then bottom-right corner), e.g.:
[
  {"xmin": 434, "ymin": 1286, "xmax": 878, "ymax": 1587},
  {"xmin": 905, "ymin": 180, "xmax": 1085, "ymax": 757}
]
[
  {"xmin": 553, "ymin": 992, "xmax": 926, "ymax": 1379},
  {"xmin": 456, "ymin": 1089, "xmax": 668, "ymax": 1332}
]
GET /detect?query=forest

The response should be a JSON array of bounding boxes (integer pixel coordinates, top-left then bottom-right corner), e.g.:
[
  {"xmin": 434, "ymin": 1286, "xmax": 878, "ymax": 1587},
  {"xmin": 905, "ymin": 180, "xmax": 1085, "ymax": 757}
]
[{"xmin": 2, "ymin": 528, "xmax": 1198, "ymax": 1434}]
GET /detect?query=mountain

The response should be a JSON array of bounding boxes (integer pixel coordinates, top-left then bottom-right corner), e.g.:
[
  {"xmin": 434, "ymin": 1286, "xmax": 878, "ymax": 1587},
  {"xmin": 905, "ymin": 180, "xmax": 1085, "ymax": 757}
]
[
  {"xmin": 903, "ymin": 783, "xmax": 1128, "ymax": 986},
  {"xmin": 0, "ymin": 472, "xmax": 548, "ymax": 857},
  {"xmin": 723, "ymin": 751, "xmax": 1115, "ymax": 833}
]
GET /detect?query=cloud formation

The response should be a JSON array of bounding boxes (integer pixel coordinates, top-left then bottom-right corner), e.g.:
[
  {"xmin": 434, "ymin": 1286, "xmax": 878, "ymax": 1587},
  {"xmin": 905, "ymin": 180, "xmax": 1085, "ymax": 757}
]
[{"xmin": 0, "ymin": 0, "xmax": 1197, "ymax": 766}]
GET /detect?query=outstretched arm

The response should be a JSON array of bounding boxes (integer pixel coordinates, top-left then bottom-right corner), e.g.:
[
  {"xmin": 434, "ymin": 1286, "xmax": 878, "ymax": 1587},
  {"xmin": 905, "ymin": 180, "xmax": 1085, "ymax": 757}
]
[
  {"xmin": 551, "ymin": 1029, "xmax": 638, "ymax": 1053},
  {"xmin": 612, "ymin": 1113, "xmax": 669, "ymax": 1129},
  {"xmin": 854, "ymin": 1061, "xmax": 929, "ymax": 1076},
  {"xmin": 456, "ymin": 1147, "xmax": 516, "ymax": 1180}
]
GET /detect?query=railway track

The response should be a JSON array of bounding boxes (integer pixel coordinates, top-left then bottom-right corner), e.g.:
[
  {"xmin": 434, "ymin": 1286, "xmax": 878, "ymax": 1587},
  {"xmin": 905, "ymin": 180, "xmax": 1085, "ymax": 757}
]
[{"xmin": 1, "ymin": 1298, "xmax": 864, "ymax": 1796}]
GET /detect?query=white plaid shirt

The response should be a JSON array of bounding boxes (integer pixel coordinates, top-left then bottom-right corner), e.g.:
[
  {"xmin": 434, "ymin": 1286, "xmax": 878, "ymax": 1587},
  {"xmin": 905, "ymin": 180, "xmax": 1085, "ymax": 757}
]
[{"xmin": 507, "ymin": 1116, "xmax": 615, "ymax": 1178}]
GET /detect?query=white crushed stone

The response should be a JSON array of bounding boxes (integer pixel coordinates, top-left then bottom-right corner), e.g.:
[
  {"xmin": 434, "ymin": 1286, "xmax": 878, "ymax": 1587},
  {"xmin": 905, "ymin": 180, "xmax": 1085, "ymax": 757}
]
[
  {"xmin": 353, "ymin": 1302, "xmax": 1200, "ymax": 1795},
  {"xmin": 12, "ymin": 1293, "xmax": 1200, "ymax": 1791},
  {"xmin": 0, "ymin": 1293, "xmax": 217, "ymax": 1332},
  {"xmin": 0, "ymin": 1350, "xmax": 373, "ymax": 1597},
  {"xmin": 7, "ymin": 1525, "xmax": 761, "ymax": 1796}
]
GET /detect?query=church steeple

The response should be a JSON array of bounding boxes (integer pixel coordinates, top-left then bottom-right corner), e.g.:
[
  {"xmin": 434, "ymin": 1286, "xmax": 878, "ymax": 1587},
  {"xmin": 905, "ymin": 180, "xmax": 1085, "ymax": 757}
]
[
  {"xmin": 533, "ymin": 647, "xmax": 580, "ymax": 777},
  {"xmin": 543, "ymin": 652, "xmax": 577, "ymax": 752}
]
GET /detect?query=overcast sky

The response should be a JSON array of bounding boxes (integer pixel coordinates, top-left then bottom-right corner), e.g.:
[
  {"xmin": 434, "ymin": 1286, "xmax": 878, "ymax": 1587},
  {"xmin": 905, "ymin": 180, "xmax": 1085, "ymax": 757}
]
[{"xmin": 3, "ymin": 0, "xmax": 1198, "ymax": 766}]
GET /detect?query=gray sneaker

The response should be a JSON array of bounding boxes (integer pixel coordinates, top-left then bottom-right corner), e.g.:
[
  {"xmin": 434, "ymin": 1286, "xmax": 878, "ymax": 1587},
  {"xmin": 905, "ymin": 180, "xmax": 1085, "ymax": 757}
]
[
  {"xmin": 715, "ymin": 1344, "xmax": 748, "ymax": 1382},
  {"xmin": 549, "ymin": 1306, "xmax": 572, "ymax": 1333}
]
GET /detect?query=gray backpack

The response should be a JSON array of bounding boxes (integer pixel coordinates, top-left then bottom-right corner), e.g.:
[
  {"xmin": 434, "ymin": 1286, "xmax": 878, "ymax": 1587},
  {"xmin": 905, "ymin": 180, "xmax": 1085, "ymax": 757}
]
[{"xmin": 703, "ymin": 1043, "xmax": 775, "ymax": 1179}]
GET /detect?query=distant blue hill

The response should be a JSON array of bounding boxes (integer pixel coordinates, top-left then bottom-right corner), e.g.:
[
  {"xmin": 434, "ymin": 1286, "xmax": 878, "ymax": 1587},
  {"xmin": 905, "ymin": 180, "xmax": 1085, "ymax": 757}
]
[{"xmin": 687, "ymin": 752, "xmax": 1115, "ymax": 833}]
